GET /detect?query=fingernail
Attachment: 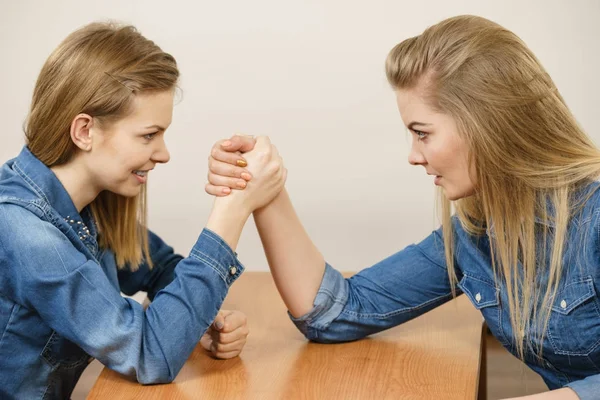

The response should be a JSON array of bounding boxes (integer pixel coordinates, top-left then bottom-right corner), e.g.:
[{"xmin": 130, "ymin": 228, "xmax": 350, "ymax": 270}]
[
  {"xmin": 237, "ymin": 180, "xmax": 247, "ymax": 188},
  {"xmin": 216, "ymin": 321, "xmax": 224, "ymax": 330},
  {"xmin": 236, "ymin": 159, "xmax": 248, "ymax": 167},
  {"xmin": 222, "ymin": 140, "xmax": 232, "ymax": 147},
  {"xmin": 241, "ymin": 172, "xmax": 252, "ymax": 181},
  {"xmin": 222, "ymin": 187, "xmax": 231, "ymax": 194}
]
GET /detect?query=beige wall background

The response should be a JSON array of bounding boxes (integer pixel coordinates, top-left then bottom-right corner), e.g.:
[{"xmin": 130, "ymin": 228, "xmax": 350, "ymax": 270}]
[{"xmin": 1, "ymin": 0, "xmax": 599, "ymax": 272}]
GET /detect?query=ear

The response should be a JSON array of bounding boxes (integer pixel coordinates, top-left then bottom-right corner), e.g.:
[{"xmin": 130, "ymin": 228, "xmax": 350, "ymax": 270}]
[{"xmin": 69, "ymin": 114, "xmax": 95, "ymax": 151}]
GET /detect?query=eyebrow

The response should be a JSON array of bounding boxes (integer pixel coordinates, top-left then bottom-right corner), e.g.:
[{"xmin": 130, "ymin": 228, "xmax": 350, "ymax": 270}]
[
  {"xmin": 407, "ymin": 122, "xmax": 431, "ymax": 130},
  {"xmin": 144, "ymin": 124, "xmax": 167, "ymax": 131}
]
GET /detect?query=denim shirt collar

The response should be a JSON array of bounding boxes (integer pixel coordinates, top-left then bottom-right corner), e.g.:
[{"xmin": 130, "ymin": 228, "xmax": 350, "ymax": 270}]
[
  {"xmin": 12, "ymin": 146, "xmax": 81, "ymax": 220},
  {"xmin": 11, "ymin": 146, "xmax": 99, "ymax": 249}
]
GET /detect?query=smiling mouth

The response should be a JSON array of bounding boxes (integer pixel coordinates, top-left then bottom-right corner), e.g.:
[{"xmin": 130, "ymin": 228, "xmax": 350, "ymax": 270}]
[{"xmin": 133, "ymin": 170, "xmax": 148, "ymax": 177}]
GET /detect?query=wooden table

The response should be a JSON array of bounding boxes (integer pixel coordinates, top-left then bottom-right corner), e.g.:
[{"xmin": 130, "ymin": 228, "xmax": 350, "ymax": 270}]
[{"xmin": 88, "ymin": 272, "xmax": 485, "ymax": 399}]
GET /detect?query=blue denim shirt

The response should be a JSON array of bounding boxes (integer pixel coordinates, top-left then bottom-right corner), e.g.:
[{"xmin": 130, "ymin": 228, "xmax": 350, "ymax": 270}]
[
  {"xmin": 292, "ymin": 188, "xmax": 600, "ymax": 399},
  {"xmin": 0, "ymin": 147, "xmax": 245, "ymax": 399}
]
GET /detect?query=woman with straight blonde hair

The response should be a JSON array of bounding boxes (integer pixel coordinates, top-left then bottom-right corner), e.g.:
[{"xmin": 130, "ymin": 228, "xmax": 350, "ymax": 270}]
[
  {"xmin": 0, "ymin": 22, "xmax": 286, "ymax": 399},
  {"xmin": 207, "ymin": 15, "xmax": 600, "ymax": 399}
]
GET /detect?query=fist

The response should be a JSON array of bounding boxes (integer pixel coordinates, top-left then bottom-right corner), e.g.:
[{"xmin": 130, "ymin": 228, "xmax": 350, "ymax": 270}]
[
  {"xmin": 206, "ymin": 134, "xmax": 257, "ymax": 197},
  {"xmin": 200, "ymin": 310, "xmax": 249, "ymax": 359},
  {"xmin": 212, "ymin": 136, "xmax": 287, "ymax": 213}
]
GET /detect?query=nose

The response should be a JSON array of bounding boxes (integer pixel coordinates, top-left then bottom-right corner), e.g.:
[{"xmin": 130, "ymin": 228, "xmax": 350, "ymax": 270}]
[
  {"xmin": 152, "ymin": 138, "xmax": 171, "ymax": 164},
  {"xmin": 408, "ymin": 141, "xmax": 426, "ymax": 166}
]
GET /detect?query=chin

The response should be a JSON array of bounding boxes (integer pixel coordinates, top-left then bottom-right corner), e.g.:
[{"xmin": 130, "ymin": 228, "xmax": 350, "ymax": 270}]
[
  {"xmin": 443, "ymin": 187, "xmax": 475, "ymax": 201},
  {"xmin": 444, "ymin": 192, "xmax": 461, "ymax": 201},
  {"xmin": 110, "ymin": 185, "xmax": 142, "ymax": 198},
  {"xmin": 123, "ymin": 188, "xmax": 142, "ymax": 198}
]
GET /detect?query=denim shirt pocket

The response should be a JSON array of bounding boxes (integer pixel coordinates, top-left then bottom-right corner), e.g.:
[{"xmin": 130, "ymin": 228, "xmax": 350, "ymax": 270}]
[
  {"xmin": 458, "ymin": 274, "xmax": 510, "ymax": 346},
  {"xmin": 547, "ymin": 277, "xmax": 600, "ymax": 356},
  {"xmin": 41, "ymin": 330, "xmax": 93, "ymax": 370},
  {"xmin": 40, "ymin": 331, "xmax": 93, "ymax": 399}
]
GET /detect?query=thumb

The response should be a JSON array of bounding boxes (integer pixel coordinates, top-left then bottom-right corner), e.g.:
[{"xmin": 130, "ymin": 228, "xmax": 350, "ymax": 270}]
[
  {"xmin": 222, "ymin": 134, "xmax": 256, "ymax": 153},
  {"xmin": 213, "ymin": 309, "xmax": 235, "ymax": 331},
  {"xmin": 213, "ymin": 312, "xmax": 226, "ymax": 331},
  {"xmin": 200, "ymin": 330, "xmax": 213, "ymax": 351}
]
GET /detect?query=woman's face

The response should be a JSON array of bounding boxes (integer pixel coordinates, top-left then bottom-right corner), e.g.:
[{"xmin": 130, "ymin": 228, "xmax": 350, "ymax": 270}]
[
  {"xmin": 87, "ymin": 90, "xmax": 174, "ymax": 197},
  {"xmin": 395, "ymin": 88, "xmax": 475, "ymax": 200}
]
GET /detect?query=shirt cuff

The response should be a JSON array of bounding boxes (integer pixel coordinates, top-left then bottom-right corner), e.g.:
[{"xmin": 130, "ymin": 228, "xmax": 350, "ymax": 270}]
[
  {"xmin": 288, "ymin": 263, "xmax": 348, "ymax": 339},
  {"xmin": 189, "ymin": 228, "xmax": 245, "ymax": 287},
  {"xmin": 565, "ymin": 373, "xmax": 600, "ymax": 400}
]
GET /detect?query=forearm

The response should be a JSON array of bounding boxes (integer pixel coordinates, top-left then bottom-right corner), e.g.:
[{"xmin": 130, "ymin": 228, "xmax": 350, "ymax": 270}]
[
  {"xmin": 504, "ymin": 388, "xmax": 579, "ymax": 400},
  {"xmin": 206, "ymin": 198, "xmax": 250, "ymax": 251},
  {"xmin": 253, "ymin": 188, "xmax": 325, "ymax": 317}
]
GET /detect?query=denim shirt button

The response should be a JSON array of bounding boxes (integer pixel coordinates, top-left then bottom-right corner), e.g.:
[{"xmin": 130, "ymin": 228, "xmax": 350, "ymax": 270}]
[
  {"xmin": 229, "ymin": 266, "xmax": 237, "ymax": 275},
  {"xmin": 475, "ymin": 293, "xmax": 482, "ymax": 303},
  {"xmin": 560, "ymin": 299, "xmax": 567, "ymax": 309}
]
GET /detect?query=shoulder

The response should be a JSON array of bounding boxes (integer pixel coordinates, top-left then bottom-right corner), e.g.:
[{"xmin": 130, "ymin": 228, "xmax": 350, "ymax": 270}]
[
  {"xmin": 0, "ymin": 158, "xmax": 43, "ymax": 206},
  {"xmin": 571, "ymin": 182, "xmax": 600, "ymax": 232},
  {"xmin": 0, "ymin": 203, "xmax": 87, "ymax": 276}
]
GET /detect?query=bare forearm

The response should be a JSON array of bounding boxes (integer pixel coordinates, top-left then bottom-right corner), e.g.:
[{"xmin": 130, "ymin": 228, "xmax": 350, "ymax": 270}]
[
  {"xmin": 206, "ymin": 199, "xmax": 250, "ymax": 251},
  {"xmin": 253, "ymin": 189, "xmax": 325, "ymax": 317},
  {"xmin": 504, "ymin": 388, "xmax": 579, "ymax": 400}
]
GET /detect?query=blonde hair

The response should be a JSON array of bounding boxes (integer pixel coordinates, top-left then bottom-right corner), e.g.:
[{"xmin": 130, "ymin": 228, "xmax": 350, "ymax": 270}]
[
  {"xmin": 26, "ymin": 22, "xmax": 179, "ymax": 269},
  {"xmin": 386, "ymin": 15, "xmax": 600, "ymax": 359}
]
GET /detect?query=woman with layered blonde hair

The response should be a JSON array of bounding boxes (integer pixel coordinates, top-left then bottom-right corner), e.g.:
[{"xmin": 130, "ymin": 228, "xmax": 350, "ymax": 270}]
[
  {"xmin": 0, "ymin": 22, "xmax": 286, "ymax": 399},
  {"xmin": 208, "ymin": 15, "xmax": 600, "ymax": 400}
]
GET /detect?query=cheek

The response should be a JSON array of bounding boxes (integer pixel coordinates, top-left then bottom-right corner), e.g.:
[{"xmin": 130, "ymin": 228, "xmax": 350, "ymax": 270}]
[
  {"xmin": 114, "ymin": 142, "xmax": 151, "ymax": 169},
  {"xmin": 124, "ymin": 151, "xmax": 149, "ymax": 166},
  {"xmin": 432, "ymin": 141, "xmax": 468, "ymax": 172},
  {"xmin": 103, "ymin": 151, "xmax": 146, "ymax": 181},
  {"xmin": 426, "ymin": 147, "xmax": 450, "ymax": 168},
  {"xmin": 98, "ymin": 137, "xmax": 131, "ymax": 164}
]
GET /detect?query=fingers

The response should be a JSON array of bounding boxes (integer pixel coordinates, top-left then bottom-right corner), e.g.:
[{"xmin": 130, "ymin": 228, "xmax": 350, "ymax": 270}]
[
  {"xmin": 211, "ymin": 325, "xmax": 250, "ymax": 345},
  {"xmin": 207, "ymin": 172, "xmax": 248, "ymax": 190},
  {"xmin": 208, "ymin": 158, "xmax": 253, "ymax": 181},
  {"xmin": 210, "ymin": 338, "xmax": 247, "ymax": 354},
  {"xmin": 212, "ymin": 311, "xmax": 227, "ymax": 331},
  {"xmin": 254, "ymin": 136, "xmax": 271, "ymax": 145},
  {"xmin": 205, "ymin": 135, "xmax": 285, "ymax": 205},
  {"xmin": 221, "ymin": 135, "xmax": 256, "ymax": 153},
  {"xmin": 200, "ymin": 331, "xmax": 212, "ymax": 351},
  {"xmin": 252, "ymin": 136, "xmax": 272, "ymax": 154},
  {"xmin": 221, "ymin": 310, "xmax": 248, "ymax": 333},
  {"xmin": 205, "ymin": 183, "xmax": 232, "ymax": 197},
  {"xmin": 209, "ymin": 310, "xmax": 249, "ymax": 344},
  {"xmin": 202, "ymin": 311, "xmax": 249, "ymax": 359},
  {"xmin": 211, "ymin": 144, "xmax": 249, "ymax": 167},
  {"xmin": 212, "ymin": 349, "xmax": 243, "ymax": 359}
]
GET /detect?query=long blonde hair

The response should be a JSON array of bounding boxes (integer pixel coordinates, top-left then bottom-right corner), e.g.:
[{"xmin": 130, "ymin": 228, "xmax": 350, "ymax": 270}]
[
  {"xmin": 386, "ymin": 15, "xmax": 600, "ymax": 359},
  {"xmin": 26, "ymin": 22, "xmax": 179, "ymax": 269}
]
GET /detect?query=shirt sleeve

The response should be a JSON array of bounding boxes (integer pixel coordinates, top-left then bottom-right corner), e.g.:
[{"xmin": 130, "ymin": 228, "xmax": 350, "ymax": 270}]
[
  {"xmin": 290, "ymin": 227, "xmax": 460, "ymax": 343},
  {"xmin": 117, "ymin": 229, "xmax": 183, "ymax": 301},
  {"xmin": 3, "ymin": 205, "xmax": 243, "ymax": 384},
  {"xmin": 565, "ymin": 375, "xmax": 600, "ymax": 400}
]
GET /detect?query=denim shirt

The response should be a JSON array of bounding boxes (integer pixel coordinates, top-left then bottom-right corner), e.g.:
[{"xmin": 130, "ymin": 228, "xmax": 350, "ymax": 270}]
[
  {"xmin": 0, "ymin": 147, "xmax": 245, "ymax": 399},
  {"xmin": 292, "ymin": 188, "xmax": 600, "ymax": 400}
]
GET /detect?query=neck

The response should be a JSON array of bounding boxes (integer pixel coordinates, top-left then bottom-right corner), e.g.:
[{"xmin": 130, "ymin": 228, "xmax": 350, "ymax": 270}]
[{"xmin": 51, "ymin": 161, "xmax": 101, "ymax": 212}]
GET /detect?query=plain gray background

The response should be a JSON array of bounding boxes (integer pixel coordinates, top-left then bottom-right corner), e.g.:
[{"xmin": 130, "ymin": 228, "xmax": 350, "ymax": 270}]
[{"xmin": 1, "ymin": 0, "xmax": 599, "ymax": 271}]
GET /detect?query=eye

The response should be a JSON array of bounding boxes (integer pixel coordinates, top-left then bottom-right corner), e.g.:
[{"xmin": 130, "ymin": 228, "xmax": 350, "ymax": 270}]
[
  {"xmin": 143, "ymin": 132, "xmax": 157, "ymax": 141},
  {"xmin": 413, "ymin": 130, "xmax": 428, "ymax": 141}
]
